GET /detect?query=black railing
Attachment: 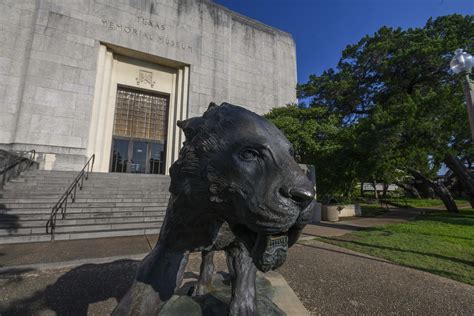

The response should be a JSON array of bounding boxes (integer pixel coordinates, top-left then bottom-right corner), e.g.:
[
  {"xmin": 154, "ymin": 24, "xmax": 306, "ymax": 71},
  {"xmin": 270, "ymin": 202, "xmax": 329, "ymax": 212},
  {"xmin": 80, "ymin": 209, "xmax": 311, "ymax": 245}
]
[
  {"xmin": 0, "ymin": 149, "xmax": 38, "ymax": 189},
  {"xmin": 46, "ymin": 154, "xmax": 95, "ymax": 240}
]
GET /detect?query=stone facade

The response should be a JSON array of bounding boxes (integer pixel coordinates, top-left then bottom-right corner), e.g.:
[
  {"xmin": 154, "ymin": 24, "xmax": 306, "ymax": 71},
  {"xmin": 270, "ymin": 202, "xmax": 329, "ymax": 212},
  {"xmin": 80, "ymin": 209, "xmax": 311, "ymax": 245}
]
[{"xmin": 0, "ymin": 0, "xmax": 297, "ymax": 172}]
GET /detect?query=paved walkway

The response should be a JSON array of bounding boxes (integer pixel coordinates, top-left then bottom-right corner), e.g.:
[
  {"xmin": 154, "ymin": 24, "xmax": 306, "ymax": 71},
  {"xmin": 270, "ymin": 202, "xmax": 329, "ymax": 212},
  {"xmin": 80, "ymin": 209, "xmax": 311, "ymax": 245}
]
[
  {"xmin": 1, "ymin": 239, "xmax": 472, "ymax": 315},
  {"xmin": 279, "ymin": 239, "xmax": 474, "ymax": 315},
  {"xmin": 1, "ymin": 207, "xmax": 473, "ymax": 315},
  {"xmin": 0, "ymin": 235, "xmax": 158, "ymax": 268}
]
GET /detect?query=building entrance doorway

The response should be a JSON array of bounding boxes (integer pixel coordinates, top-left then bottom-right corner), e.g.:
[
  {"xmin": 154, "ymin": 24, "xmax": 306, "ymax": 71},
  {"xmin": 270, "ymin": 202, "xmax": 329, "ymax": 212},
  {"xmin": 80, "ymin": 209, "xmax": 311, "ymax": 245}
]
[{"xmin": 109, "ymin": 87, "xmax": 169, "ymax": 174}]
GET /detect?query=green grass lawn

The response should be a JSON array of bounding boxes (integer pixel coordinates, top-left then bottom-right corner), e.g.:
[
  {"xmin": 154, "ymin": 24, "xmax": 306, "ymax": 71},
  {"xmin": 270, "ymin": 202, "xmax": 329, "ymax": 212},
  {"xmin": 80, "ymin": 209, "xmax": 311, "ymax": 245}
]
[
  {"xmin": 318, "ymin": 209, "xmax": 474, "ymax": 285},
  {"xmin": 385, "ymin": 198, "xmax": 469, "ymax": 208}
]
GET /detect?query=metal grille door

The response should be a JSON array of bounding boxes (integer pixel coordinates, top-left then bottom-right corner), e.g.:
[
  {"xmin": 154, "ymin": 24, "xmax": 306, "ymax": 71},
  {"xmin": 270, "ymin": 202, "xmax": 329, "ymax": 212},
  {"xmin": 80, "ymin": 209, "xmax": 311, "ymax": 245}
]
[{"xmin": 113, "ymin": 87, "xmax": 169, "ymax": 141}]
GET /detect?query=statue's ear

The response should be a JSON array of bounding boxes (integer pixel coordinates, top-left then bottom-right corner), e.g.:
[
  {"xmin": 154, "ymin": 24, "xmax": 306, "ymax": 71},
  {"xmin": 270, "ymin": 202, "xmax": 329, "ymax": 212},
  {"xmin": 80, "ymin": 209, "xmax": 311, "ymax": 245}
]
[
  {"xmin": 177, "ymin": 117, "xmax": 204, "ymax": 142},
  {"xmin": 208, "ymin": 102, "xmax": 218, "ymax": 110},
  {"xmin": 202, "ymin": 102, "xmax": 219, "ymax": 117}
]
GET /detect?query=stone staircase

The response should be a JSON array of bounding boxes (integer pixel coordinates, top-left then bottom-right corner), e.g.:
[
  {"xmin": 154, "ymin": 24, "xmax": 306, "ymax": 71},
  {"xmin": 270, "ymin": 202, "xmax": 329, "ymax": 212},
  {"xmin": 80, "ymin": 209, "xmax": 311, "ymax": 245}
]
[{"xmin": 0, "ymin": 170, "xmax": 171, "ymax": 244}]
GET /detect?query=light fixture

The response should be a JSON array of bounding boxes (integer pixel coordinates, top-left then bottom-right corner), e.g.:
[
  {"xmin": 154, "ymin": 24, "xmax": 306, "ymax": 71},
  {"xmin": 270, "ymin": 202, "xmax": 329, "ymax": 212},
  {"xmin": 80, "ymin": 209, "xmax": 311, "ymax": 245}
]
[
  {"xmin": 450, "ymin": 48, "xmax": 474, "ymax": 140},
  {"xmin": 450, "ymin": 48, "xmax": 474, "ymax": 74}
]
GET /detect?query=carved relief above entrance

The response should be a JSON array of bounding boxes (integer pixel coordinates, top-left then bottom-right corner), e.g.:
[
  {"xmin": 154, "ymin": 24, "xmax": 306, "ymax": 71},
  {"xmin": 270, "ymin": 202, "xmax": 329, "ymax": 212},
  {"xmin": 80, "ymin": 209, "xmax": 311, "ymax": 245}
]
[{"xmin": 136, "ymin": 70, "xmax": 156, "ymax": 88}]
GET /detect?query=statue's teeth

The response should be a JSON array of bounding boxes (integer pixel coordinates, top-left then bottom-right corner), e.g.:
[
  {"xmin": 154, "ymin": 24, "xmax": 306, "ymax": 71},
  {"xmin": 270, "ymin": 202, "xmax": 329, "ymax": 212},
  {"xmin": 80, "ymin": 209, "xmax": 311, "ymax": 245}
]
[{"xmin": 269, "ymin": 234, "xmax": 288, "ymax": 247}]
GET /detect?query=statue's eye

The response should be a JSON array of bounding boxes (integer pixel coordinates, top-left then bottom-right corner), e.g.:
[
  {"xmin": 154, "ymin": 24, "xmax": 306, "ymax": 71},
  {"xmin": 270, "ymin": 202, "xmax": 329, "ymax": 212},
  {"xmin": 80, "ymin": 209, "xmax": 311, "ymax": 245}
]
[{"xmin": 240, "ymin": 149, "xmax": 259, "ymax": 161}]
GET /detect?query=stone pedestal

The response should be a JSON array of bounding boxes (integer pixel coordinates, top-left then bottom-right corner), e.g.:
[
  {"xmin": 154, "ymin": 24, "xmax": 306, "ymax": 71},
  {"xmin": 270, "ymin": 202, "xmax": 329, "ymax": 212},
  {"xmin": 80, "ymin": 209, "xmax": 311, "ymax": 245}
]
[
  {"xmin": 159, "ymin": 271, "xmax": 309, "ymax": 316},
  {"xmin": 312, "ymin": 202, "xmax": 322, "ymax": 223},
  {"xmin": 322, "ymin": 204, "xmax": 361, "ymax": 221},
  {"xmin": 338, "ymin": 204, "xmax": 361, "ymax": 218},
  {"xmin": 321, "ymin": 204, "xmax": 340, "ymax": 222}
]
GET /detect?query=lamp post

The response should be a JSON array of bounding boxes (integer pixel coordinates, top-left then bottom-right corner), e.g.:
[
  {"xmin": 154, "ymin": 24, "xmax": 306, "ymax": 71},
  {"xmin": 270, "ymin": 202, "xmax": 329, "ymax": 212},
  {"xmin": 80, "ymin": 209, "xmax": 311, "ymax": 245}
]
[{"xmin": 450, "ymin": 48, "xmax": 474, "ymax": 140}]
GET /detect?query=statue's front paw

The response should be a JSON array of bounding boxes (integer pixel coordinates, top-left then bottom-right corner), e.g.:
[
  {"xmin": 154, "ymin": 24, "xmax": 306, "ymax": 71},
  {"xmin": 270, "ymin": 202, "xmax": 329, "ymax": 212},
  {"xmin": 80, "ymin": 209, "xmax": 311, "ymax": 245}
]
[
  {"xmin": 229, "ymin": 301, "xmax": 259, "ymax": 316},
  {"xmin": 194, "ymin": 283, "xmax": 210, "ymax": 296}
]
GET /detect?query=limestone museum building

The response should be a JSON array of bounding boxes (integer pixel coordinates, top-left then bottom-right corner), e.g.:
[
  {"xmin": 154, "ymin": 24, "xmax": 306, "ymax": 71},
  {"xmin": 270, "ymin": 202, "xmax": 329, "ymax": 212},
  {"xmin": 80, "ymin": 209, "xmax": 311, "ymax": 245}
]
[{"xmin": 0, "ymin": 0, "xmax": 297, "ymax": 174}]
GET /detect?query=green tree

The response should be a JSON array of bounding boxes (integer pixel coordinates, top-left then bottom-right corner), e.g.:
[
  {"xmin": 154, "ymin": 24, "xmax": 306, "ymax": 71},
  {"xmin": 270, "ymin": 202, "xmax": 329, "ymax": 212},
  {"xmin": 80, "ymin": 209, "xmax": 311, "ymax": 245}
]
[
  {"xmin": 271, "ymin": 14, "xmax": 474, "ymax": 205},
  {"xmin": 265, "ymin": 105, "xmax": 357, "ymax": 200}
]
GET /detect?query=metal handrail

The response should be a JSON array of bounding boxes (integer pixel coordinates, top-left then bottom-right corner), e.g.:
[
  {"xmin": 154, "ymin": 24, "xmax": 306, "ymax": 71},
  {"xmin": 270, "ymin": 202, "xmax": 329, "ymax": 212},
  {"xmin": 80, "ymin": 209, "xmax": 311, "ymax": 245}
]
[
  {"xmin": 46, "ymin": 154, "xmax": 95, "ymax": 240},
  {"xmin": 1, "ymin": 149, "xmax": 37, "ymax": 187}
]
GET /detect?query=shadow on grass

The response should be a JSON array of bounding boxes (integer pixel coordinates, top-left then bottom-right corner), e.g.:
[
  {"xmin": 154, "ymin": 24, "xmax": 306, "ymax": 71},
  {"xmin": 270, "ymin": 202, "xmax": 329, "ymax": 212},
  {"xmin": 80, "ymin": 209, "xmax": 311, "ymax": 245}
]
[
  {"xmin": 345, "ymin": 216, "xmax": 473, "ymax": 241},
  {"xmin": 359, "ymin": 205, "xmax": 389, "ymax": 217},
  {"xmin": 1, "ymin": 259, "xmax": 138, "ymax": 315},
  {"xmin": 319, "ymin": 237, "xmax": 474, "ymax": 267},
  {"xmin": 419, "ymin": 212, "xmax": 474, "ymax": 226},
  {"xmin": 402, "ymin": 230, "xmax": 474, "ymax": 241},
  {"xmin": 318, "ymin": 235, "xmax": 474, "ymax": 285}
]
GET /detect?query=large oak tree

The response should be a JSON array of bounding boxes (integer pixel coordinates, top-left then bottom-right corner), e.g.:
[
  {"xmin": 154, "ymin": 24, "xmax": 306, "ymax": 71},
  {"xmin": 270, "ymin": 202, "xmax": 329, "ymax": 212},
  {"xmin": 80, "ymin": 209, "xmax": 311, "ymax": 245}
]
[{"xmin": 267, "ymin": 14, "xmax": 474, "ymax": 207}]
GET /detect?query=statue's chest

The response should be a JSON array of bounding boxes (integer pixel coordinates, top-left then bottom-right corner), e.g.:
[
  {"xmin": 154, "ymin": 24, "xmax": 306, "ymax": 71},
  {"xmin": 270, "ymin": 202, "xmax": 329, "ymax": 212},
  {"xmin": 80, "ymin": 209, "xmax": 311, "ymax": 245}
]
[{"xmin": 161, "ymin": 209, "xmax": 235, "ymax": 251}]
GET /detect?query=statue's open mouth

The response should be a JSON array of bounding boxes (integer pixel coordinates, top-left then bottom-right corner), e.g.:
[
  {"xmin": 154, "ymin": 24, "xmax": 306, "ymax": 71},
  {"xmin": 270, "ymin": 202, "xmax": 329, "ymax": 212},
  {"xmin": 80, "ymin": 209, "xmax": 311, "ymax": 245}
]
[{"xmin": 232, "ymin": 224, "xmax": 302, "ymax": 272}]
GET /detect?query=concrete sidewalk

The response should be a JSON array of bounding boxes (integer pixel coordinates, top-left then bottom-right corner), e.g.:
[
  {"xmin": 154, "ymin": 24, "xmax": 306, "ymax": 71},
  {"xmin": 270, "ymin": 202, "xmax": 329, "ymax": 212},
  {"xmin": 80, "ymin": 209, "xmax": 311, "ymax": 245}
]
[
  {"xmin": 0, "ymin": 235, "xmax": 157, "ymax": 269},
  {"xmin": 1, "ymin": 207, "xmax": 472, "ymax": 315},
  {"xmin": 279, "ymin": 239, "xmax": 474, "ymax": 315},
  {"xmin": 1, "ymin": 239, "xmax": 472, "ymax": 315}
]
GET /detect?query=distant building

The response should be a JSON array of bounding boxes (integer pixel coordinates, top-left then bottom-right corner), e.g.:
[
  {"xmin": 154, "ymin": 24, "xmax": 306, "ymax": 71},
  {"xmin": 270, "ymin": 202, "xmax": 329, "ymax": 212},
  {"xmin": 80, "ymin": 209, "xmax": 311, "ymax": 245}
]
[
  {"xmin": 0, "ymin": 0, "xmax": 297, "ymax": 174},
  {"xmin": 362, "ymin": 183, "xmax": 399, "ymax": 192}
]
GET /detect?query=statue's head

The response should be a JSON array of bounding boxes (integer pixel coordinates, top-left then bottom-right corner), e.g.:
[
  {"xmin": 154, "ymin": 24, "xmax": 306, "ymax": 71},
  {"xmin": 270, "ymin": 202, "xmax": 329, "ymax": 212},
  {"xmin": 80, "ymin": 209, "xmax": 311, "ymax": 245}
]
[{"xmin": 171, "ymin": 103, "xmax": 315, "ymax": 272}]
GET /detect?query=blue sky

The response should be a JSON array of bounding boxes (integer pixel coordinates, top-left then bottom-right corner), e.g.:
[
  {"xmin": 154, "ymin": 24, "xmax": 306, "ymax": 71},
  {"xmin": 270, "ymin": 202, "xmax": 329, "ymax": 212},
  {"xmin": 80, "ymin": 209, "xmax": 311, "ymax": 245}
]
[{"xmin": 214, "ymin": 0, "xmax": 474, "ymax": 84}]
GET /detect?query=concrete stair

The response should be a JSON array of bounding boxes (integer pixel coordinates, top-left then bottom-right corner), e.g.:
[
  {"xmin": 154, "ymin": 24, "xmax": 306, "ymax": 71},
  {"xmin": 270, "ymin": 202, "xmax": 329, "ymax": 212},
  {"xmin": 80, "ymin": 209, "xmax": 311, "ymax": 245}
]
[{"xmin": 0, "ymin": 170, "xmax": 171, "ymax": 244}]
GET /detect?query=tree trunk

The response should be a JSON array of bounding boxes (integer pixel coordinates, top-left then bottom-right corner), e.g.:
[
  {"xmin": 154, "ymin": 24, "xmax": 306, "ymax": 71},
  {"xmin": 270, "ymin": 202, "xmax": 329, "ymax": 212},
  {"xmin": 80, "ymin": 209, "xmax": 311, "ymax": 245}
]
[
  {"xmin": 372, "ymin": 179, "xmax": 379, "ymax": 200},
  {"xmin": 413, "ymin": 180, "xmax": 436, "ymax": 199},
  {"xmin": 382, "ymin": 182, "xmax": 389, "ymax": 199},
  {"xmin": 443, "ymin": 170, "xmax": 457, "ymax": 191},
  {"xmin": 444, "ymin": 153, "xmax": 474, "ymax": 208},
  {"xmin": 395, "ymin": 181, "xmax": 421, "ymax": 198},
  {"xmin": 408, "ymin": 169, "xmax": 458, "ymax": 213}
]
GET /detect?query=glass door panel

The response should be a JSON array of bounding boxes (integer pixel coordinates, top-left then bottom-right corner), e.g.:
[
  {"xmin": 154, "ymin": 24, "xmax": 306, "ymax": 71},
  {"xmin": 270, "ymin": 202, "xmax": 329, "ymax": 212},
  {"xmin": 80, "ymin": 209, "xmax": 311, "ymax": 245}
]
[
  {"xmin": 130, "ymin": 141, "xmax": 147, "ymax": 174},
  {"xmin": 150, "ymin": 142, "xmax": 166, "ymax": 174},
  {"xmin": 111, "ymin": 139, "xmax": 129, "ymax": 173}
]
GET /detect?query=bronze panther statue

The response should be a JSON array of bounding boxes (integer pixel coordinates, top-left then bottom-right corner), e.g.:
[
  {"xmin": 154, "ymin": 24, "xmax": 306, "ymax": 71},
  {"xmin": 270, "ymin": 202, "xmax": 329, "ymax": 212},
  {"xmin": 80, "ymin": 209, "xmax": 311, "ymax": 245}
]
[{"xmin": 113, "ymin": 102, "xmax": 315, "ymax": 315}]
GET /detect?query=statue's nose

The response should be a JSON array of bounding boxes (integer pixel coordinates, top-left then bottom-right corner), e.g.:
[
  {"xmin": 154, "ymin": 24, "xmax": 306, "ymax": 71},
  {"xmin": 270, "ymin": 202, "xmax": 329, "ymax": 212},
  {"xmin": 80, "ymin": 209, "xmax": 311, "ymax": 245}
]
[
  {"xmin": 290, "ymin": 187, "xmax": 314, "ymax": 203},
  {"xmin": 279, "ymin": 186, "xmax": 314, "ymax": 206}
]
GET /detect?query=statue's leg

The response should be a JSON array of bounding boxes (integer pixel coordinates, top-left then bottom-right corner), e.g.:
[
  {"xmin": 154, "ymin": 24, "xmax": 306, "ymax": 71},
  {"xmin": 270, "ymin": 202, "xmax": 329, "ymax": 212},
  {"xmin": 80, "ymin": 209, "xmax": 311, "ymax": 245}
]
[
  {"xmin": 112, "ymin": 244, "xmax": 187, "ymax": 316},
  {"xmin": 226, "ymin": 243, "xmax": 259, "ymax": 316},
  {"xmin": 176, "ymin": 252, "xmax": 189, "ymax": 291},
  {"xmin": 195, "ymin": 250, "xmax": 215, "ymax": 295}
]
